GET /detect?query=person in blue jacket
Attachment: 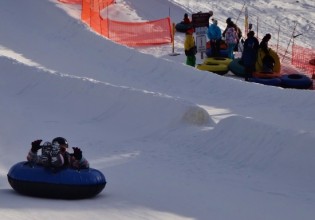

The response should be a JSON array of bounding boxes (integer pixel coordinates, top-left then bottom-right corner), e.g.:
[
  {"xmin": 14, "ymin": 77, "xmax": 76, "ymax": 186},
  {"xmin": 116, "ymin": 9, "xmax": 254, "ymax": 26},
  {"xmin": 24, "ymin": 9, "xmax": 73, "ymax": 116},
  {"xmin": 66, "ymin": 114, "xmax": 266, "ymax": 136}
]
[{"xmin": 207, "ymin": 19, "xmax": 222, "ymax": 57}]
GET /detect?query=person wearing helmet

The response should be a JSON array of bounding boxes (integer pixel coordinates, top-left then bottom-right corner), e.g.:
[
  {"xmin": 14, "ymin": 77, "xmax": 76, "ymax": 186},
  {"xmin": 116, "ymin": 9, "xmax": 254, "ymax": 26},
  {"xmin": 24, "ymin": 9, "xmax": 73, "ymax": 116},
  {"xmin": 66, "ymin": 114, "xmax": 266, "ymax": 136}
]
[{"xmin": 27, "ymin": 137, "xmax": 89, "ymax": 169}]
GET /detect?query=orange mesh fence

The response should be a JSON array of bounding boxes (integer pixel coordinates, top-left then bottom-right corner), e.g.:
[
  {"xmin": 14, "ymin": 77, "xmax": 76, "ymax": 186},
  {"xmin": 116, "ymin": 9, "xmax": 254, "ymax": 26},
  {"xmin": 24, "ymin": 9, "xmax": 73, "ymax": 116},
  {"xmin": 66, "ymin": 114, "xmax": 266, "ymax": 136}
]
[
  {"xmin": 264, "ymin": 44, "xmax": 294, "ymax": 74},
  {"xmin": 106, "ymin": 18, "xmax": 172, "ymax": 46},
  {"xmin": 292, "ymin": 45, "xmax": 315, "ymax": 76},
  {"xmin": 81, "ymin": 0, "xmax": 113, "ymax": 33},
  {"xmin": 267, "ymin": 43, "xmax": 315, "ymax": 75},
  {"xmin": 81, "ymin": 0, "xmax": 90, "ymax": 24},
  {"xmin": 76, "ymin": 0, "xmax": 172, "ymax": 46},
  {"xmin": 98, "ymin": 0, "xmax": 115, "ymax": 9}
]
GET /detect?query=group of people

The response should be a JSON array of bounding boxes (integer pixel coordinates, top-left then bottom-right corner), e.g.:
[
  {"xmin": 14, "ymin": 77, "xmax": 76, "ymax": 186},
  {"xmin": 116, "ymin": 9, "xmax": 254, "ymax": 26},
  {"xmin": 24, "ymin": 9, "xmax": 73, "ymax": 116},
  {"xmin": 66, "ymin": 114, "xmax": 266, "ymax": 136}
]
[
  {"xmin": 27, "ymin": 137, "xmax": 89, "ymax": 169},
  {"xmin": 182, "ymin": 13, "xmax": 274, "ymax": 79},
  {"xmin": 242, "ymin": 32, "xmax": 273, "ymax": 80},
  {"xmin": 207, "ymin": 16, "xmax": 248, "ymax": 60},
  {"xmin": 208, "ymin": 17, "xmax": 243, "ymax": 59},
  {"xmin": 184, "ymin": 15, "xmax": 243, "ymax": 67}
]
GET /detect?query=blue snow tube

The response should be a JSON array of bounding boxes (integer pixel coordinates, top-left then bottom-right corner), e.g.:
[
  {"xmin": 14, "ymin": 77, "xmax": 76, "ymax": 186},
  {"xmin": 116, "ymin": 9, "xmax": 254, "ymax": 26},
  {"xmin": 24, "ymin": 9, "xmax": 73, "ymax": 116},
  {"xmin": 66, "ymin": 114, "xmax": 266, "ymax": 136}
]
[
  {"xmin": 280, "ymin": 73, "xmax": 313, "ymax": 89},
  {"xmin": 7, "ymin": 161, "xmax": 106, "ymax": 199},
  {"xmin": 228, "ymin": 58, "xmax": 246, "ymax": 77},
  {"xmin": 249, "ymin": 77, "xmax": 282, "ymax": 87}
]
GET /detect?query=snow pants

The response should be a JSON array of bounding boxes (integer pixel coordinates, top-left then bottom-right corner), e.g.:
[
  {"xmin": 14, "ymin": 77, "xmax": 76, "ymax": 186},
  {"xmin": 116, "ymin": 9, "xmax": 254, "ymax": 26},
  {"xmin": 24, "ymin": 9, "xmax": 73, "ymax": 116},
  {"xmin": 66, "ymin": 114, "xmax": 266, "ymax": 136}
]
[{"xmin": 186, "ymin": 55, "xmax": 196, "ymax": 67}]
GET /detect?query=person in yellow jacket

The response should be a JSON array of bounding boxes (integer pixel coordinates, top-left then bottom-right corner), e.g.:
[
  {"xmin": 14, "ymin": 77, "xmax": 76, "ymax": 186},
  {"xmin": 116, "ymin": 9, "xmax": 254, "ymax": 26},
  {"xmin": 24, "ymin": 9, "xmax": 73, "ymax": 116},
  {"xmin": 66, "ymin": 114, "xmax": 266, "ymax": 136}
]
[{"xmin": 184, "ymin": 28, "xmax": 197, "ymax": 67}]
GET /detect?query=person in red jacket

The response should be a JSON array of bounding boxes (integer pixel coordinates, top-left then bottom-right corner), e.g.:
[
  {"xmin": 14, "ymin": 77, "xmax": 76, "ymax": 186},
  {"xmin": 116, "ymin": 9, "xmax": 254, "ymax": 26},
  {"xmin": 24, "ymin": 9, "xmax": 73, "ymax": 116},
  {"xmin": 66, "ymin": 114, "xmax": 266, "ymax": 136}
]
[{"xmin": 27, "ymin": 137, "xmax": 89, "ymax": 169}]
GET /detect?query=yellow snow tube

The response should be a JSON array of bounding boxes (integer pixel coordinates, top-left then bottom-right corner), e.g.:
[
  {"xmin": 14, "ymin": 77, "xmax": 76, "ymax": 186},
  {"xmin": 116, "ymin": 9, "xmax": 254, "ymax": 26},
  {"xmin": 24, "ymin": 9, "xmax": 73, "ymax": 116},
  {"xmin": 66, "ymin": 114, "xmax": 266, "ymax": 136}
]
[
  {"xmin": 203, "ymin": 57, "xmax": 233, "ymax": 65},
  {"xmin": 196, "ymin": 63, "xmax": 229, "ymax": 75},
  {"xmin": 255, "ymin": 48, "xmax": 281, "ymax": 73}
]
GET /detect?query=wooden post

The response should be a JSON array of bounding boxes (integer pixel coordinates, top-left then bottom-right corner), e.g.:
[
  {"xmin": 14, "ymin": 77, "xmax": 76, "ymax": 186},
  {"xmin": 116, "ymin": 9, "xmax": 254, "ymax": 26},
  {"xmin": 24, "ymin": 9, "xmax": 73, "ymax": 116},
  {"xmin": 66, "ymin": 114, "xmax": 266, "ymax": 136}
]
[{"xmin": 169, "ymin": 23, "xmax": 180, "ymax": 56}]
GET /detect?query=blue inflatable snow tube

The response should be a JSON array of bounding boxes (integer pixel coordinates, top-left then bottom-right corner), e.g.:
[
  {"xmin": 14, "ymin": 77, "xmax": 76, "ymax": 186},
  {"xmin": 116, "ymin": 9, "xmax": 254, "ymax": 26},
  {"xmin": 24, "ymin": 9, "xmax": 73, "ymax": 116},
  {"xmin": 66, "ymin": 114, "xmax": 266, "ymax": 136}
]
[
  {"xmin": 280, "ymin": 73, "xmax": 313, "ymax": 89},
  {"xmin": 7, "ymin": 161, "xmax": 106, "ymax": 199},
  {"xmin": 249, "ymin": 77, "xmax": 282, "ymax": 87},
  {"xmin": 228, "ymin": 58, "xmax": 246, "ymax": 77}
]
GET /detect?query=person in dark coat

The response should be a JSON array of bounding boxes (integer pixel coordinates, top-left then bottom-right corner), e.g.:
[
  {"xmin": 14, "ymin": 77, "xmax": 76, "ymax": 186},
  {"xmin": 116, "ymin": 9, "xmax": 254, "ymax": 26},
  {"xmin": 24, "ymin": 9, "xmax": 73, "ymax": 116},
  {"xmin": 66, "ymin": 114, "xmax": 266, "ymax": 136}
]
[
  {"xmin": 259, "ymin": 33, "xmax": 275, "ymax": 72},
  {"xmin": 241, "ymin": 31, "xmax": 259, "ymax": 81},
  {"xmin": 259, "ymin": 33, "xmax": 271, "ymax": 54}
]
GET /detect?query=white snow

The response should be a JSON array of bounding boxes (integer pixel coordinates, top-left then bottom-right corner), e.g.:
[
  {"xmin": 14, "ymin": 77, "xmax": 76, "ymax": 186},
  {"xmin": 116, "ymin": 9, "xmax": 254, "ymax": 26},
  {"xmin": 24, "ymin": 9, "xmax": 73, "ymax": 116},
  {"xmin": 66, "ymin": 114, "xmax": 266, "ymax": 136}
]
[{"xmin": 0, "ymin": 0, "xmax": 315, "ymax": 219}]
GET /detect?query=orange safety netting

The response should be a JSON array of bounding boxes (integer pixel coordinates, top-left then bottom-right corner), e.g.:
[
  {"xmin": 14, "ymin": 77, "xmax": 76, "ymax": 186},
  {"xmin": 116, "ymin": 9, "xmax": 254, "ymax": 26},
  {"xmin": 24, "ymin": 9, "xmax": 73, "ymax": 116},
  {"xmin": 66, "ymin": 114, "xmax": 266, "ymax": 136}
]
[
  {"xmin": 60, "ymin": 0, "xmax": 172, "ymax": 47},
  {"xmin": 107, "ymin": 18, "xmax": 172, "ymax": 46},
  {"xmin": 292, "ymin": 45, "xmax": 315, "ymax": 75},
  {"xmin": 268, "ymin": 44, "xmax": 314, "ymax": 75}
]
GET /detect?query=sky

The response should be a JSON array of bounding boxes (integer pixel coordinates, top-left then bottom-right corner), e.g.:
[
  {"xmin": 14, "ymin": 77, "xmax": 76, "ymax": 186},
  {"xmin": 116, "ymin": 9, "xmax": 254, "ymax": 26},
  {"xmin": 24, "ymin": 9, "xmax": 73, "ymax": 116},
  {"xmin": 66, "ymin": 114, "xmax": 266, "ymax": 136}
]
[{"xmin": 0, "ymin": 0, "xmax": 315, "ymax": 220}]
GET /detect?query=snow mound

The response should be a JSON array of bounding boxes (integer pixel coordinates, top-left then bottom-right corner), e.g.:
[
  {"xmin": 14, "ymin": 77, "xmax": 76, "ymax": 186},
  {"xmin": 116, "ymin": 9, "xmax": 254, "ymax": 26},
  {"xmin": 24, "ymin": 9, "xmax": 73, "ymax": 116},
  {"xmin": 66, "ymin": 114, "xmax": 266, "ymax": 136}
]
[
  {"xmin": 205, "ymin": 115, "xmax": 315, "ymax": 188},
  {"xmin": 182, "ymin": 106, "xmax": 211, "ymax": 126}
]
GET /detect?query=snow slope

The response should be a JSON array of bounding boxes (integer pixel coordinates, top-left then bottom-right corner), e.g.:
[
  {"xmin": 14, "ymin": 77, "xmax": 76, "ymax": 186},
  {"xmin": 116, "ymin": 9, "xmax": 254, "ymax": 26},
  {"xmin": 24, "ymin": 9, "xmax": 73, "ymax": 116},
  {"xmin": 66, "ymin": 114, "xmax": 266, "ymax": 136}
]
[{"xmin": 0, "ymin": 0, "xmax": 315, "ymax": 220}]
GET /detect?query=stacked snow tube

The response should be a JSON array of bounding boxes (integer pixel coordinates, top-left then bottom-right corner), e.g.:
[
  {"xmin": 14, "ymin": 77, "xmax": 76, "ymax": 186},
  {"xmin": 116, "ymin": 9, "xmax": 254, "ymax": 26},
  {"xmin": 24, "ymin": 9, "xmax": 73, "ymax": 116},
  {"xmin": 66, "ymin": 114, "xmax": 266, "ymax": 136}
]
[
  {"xmin": 280, "ymin": 73, "xmax": 313, "ymax": 89},
  {"xmin": 204, "ymin": 57, "xmax": 232, "ymax": 66},
  {"xmin": 7, "ymin": 161, "xmax": 106, "ymax": 199},
  {"xmin": 196, "ymin": 57, "xmax": 232, "ymax": 75},
  {"xmin": 255, "ymin": 48, "xmax": 281, "ymax": 73},
  {"xmin": 229, "ymin": 59, "xmax": 283, "ymax": 87},
  {"xmin": 249, "ymin": 77, "xmax": 282, "ymax": 87},
  {"xmin": 228, "ymin": 58, "xmax": 246, "ymax": 77},
  {"xmin": 203, "ymin": 57, "xmax": 232, "ymax": 66},
  {"xmin": 248, "ymin": 71, "xmax": 282, "ymax": 87}
]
